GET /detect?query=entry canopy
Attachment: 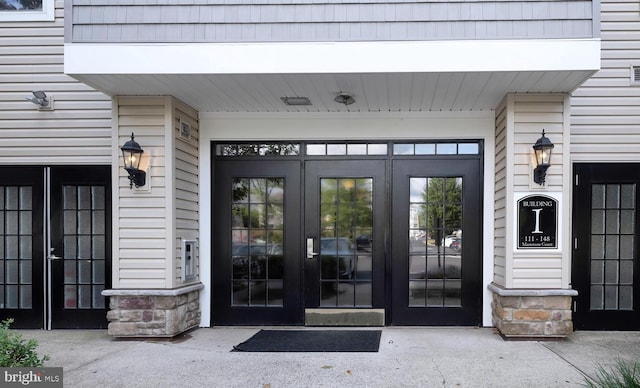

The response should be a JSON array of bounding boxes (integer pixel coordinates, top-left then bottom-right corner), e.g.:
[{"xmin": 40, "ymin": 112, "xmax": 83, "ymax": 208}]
[{"xmin": 65, "ymin": 39, "xmax": 600, "ymax": 113}]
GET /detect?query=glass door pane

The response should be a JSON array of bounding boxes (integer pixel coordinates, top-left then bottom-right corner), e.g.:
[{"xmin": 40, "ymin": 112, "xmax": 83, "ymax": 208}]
[
  {"xmin": 408, "ymin": 177, "xmax": 463, "ymax": 308},
  {"xmin": 318, "ymin": 178, "xmax": 373, "ymax": 307},
  {"xmin": 61, "ymin": 185, "xmax": 107, "ymax": 310},
  {"xmin": 0, "ymin": 186, "xmax": 34, "ymax": 310},
  {"xmin": 231, "ymin": 178, "xmax": 285, "ymax": 307},
  {"xmin": 590, "ymin": 183, "xmax": 635, "ymax": 311}
]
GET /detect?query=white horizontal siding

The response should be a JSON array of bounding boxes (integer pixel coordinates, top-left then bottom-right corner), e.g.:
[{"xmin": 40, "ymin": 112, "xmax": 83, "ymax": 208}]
[
  {"xmin": 571, "ymin": 0, "xmax": 640, "ymax": 161},
  {"xmin": 496, "ymin": 94, "xmax": 568, "ymax": 289},
  {"xmin": 114, "ymin": 96, "xmax": 169, "ymax": 289},
  {"xmin": 512, "ymin": 278, "xmax": 562, "ymax": 288},
  {"xmin": 0, "ymin": 1, "xmax": 111, "ymax": 165},
  {"xmin": 513, "ymin": 94, "xmax": 565, "ymax": 192},
  {"xmin": 513, "ymin": 257, "xmax": 563, "ymax": 269},
  {"xmin": 173, "ymin": 98, "xmax": 199, "ymax": 286},
  {"xmin": 493, "ymin": 98, "xmax": 507, "ymax": 287},
  {"xmin": 513, "ymin": 94, "xmax": 567, "ymax": 289}
]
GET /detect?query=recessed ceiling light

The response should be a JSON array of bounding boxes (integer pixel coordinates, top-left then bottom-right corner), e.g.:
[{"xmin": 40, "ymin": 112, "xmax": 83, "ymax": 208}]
[{"xmin": 281, "ymin": 97, "xmax": 312, "ymax": 106}]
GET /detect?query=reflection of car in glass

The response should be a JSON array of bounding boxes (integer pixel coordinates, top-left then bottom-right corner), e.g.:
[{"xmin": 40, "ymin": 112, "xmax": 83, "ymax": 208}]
[
  {"xmin": 232, "ymin": 243, "xmax": 283, "ymax": 280},
  {"xmin": 409, "ymin": 264, "xmax": 462, "ymax": 297},
  {"xmin": 442, "ymin": 235, "xmax": 458, "ymax": 247},
  {"xmin": 232, "ymin": 243, "xmax": 283, "ymax": 256},
  {"xmin": 449, "ymin": 238, "xmax": 462, "ymax": 251},
  {"xmin": 320, "ymin": 237, "xmax": 355, "ymax": 279},
  {"xmin": 356, "ymin": 234, "xmax": 372, "ymax": 250},
  {"xmin": 411, "ymin": 231, "xmax": 426, "ymax": 241}
]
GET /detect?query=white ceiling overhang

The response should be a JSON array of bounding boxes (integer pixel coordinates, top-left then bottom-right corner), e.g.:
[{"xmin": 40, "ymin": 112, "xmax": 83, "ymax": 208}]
[{"xmin": 65, "ymin": 39, "xmax": 600, "ymax": 112}]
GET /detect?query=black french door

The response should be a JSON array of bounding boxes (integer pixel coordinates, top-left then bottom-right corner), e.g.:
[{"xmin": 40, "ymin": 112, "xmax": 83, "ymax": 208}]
[
  {"xmin": 303, "ymin": 160, "xmax": 387, "ymax": 310},
  {"xmin": 0, "ymin": 168, "xmax": 44, "ymax": 328},
  {"xmin": 0, "ymin": 166, "xmax": 111, "ymax": 329},
  {"xmin": 573, "ymin": 164, "xmax": 640, "ymax": 330},
  {"xmin": 49, "ymin": 166, "xmax": 111, "ymax": 329},
  {"xmin": 390, "ymin": 159, "xmax": 482, "ymax": 325},
  {"xmin": 212, "ymin": 160, "xmax": 303, "ymax": 325}
]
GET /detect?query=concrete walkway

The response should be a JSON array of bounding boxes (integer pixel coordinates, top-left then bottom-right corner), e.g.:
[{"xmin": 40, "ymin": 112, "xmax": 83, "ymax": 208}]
[{"xmin": 19, "ymin": 327, "xmax": 640, "ymax": 388}]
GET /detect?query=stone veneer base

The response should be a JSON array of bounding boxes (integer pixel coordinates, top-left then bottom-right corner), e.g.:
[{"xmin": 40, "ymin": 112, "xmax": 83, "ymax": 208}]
[
  {"xmin": 488, "ymin": 282, "xmax": 578, "ymax": 340},
  {"xmin": 102, "ymin": 283, "xmax": 203, "ymax": 338}
]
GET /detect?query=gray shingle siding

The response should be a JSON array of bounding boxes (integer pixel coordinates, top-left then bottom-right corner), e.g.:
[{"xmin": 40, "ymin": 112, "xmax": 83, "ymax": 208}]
[{"xmin": 68, "ymin": 0, "xmax": 596, "ymax": 43}]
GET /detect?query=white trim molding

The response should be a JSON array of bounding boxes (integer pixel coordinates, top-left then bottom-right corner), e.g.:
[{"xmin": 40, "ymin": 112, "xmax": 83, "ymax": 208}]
[{"xmin": 65, "ymin": 39, "xmax": 601, "ymax": 76}]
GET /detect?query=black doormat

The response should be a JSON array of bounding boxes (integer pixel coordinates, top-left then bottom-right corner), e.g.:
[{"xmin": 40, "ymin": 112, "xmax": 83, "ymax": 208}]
[{"xmin": 232, "ymin": 330, "xmax": 381, "ymax": 352}]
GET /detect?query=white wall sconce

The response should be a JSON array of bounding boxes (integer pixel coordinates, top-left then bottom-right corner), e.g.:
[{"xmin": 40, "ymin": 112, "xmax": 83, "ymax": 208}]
[
  {"xmin": 532, "ymin": 130, "xmax": 554, "ymax": 185},
  {"xmin": 120, "ymin": 133, "xmax": 146, "ymax": 189},
  {"xmin": 26, "ymin": 90, "xmax": 54, "ymax": 110}
]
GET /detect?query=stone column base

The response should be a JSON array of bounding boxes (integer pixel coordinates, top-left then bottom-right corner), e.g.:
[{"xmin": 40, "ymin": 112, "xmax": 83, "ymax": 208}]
[
  {"xmin": 488, "ymin": 283, "xmax": 577, "ymax": 340},
  {"xmin": 102, "ymin": 283, "xmax": 204, "ymax": 338}
]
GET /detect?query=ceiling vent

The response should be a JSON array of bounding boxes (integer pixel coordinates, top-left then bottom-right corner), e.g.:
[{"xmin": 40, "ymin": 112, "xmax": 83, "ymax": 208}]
[{"xmin": 281, "ymin": 96, "xmax": 312, "ymax": 106}]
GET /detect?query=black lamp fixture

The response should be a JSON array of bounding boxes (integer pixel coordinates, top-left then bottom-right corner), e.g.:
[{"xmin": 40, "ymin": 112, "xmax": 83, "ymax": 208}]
[
  {"xmin": 532, "ymin": 129, "xmax": 554, "ymax": 185},
  {"xmin": 121, "ymin": 133, "xmax": 146, "ymax": 189}
]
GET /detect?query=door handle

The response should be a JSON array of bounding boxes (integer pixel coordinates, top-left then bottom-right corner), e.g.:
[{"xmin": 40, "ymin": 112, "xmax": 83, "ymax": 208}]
[
  {"xmin": 306, "ymin": 237, "xmax": 319, "ymax": 259},
  {"xmin": 48, "ymin": 248, "xmax": 62, "ymax": 261}
]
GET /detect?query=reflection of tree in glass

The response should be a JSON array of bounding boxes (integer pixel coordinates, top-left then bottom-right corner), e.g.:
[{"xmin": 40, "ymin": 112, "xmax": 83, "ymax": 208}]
[
  {"xmin": 221, "ymin": 143, "xmax": 300, "ymax": 156},
  {"xmin": 0, "ymin": 0, "xmax": 42, "ymax": 10},
  {"xmin": 423, "ymin": 177, "xmax": 462, "ymax": 235},
  {"xmin": 231, "ymin": 178, "xmax": 284, "ymax": 243},
  {"xmin": 232, "ymin": 178, "xmax": 249, "ymax": 203},
  {"xmin": 320, "ymin": 178, "xmax": 372, "ymax": 241}
]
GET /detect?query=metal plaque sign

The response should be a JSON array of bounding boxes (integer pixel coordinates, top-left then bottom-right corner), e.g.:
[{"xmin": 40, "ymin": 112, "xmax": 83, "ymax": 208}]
[{"xmin": 517, "ymin": 194, "xmax": 557, "ymax": 249}]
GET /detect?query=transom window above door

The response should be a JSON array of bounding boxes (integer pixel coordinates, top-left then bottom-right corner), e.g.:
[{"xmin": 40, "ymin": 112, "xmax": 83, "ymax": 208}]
[{"xmin": 216, "ymin": 142, "xmax": 481, "ymax": 157}]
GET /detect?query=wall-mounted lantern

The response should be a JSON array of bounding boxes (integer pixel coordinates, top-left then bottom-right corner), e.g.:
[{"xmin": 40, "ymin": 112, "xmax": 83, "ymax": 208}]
[
  {"xmin": 121, "ymin": 133, "xmax": 146, "ymax": 189},
  {"xmin": 532, "ymin": 130, "xmax": 554, "ymax": 185}
]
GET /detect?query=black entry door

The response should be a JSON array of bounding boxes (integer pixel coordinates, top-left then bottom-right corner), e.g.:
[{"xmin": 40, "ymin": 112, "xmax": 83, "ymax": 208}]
[
  {"xmin": 0, "ymin": 166, "xmax": 110, "ymax": 329},
  {"xmin": 391, "ymin": 159, "xmax": 482, "ymax": 325},
  {"xmin": 0, "ymin": 168, "xmax": 45, "ymax": 328},
  {"xmin": 49, "ymin": 166, "xmax": 111, "ymax": 329},
  {"xmin": 212, "ymin": 160, "xmax": 303, "ymax": 324},
  {"xmin": 573, "ymin": 164, "xmax": 640, "ymax": 330},
  {"xmin": 304, "ymin": 160, "xmax": 387, "ymax": 309}
]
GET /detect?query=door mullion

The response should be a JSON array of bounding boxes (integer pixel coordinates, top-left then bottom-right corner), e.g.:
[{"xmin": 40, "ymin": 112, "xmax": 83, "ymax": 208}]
[{"xmin": 44, "ymin": 167, "xmax": 51, "ymax": 330}]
